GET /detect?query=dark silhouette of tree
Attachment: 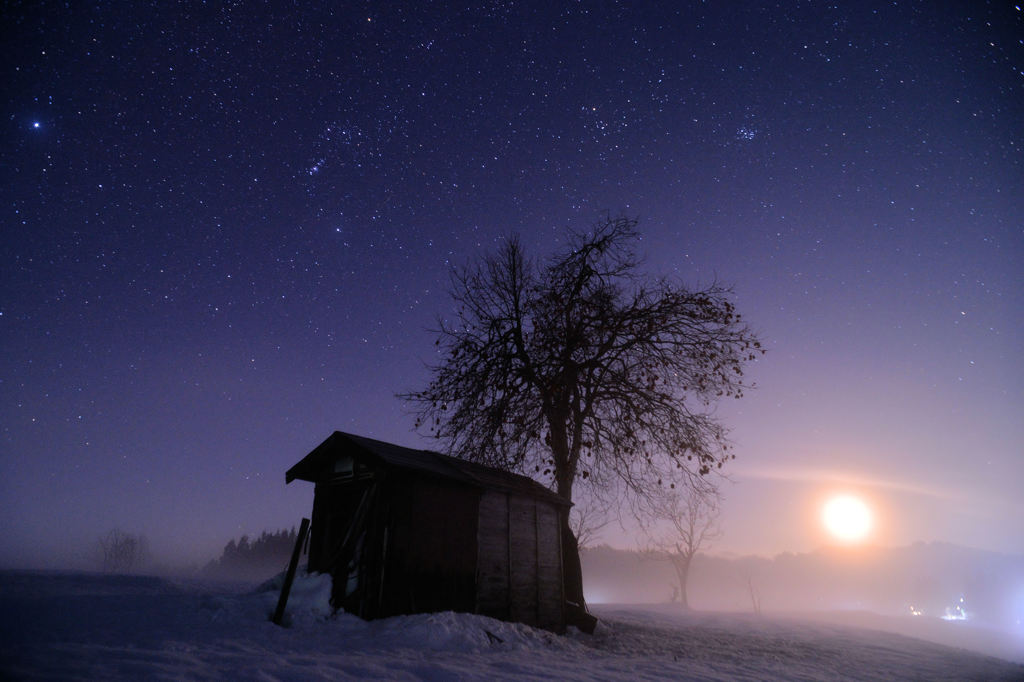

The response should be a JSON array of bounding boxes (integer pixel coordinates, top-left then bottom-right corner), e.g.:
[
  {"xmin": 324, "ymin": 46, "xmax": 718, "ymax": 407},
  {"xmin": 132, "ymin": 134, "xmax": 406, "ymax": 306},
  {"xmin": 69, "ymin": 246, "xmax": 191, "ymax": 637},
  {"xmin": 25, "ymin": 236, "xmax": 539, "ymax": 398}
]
[
  {"xmin": 643, "ymin": 485, "xmax": 722, "ymax": 610},
  {"xmin": 98, "ymin": 528, "xmax": 147, "ymax": 573},
  {"xmin": 403, "ymin": 217, "xmax": 763, "ymax": 611}
]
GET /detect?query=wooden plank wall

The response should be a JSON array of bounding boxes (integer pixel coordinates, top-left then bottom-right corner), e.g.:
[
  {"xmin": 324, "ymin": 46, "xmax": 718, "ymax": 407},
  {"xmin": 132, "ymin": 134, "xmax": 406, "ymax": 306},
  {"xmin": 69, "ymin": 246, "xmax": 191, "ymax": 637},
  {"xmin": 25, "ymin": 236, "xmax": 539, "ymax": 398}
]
[
  {"xmin": 534, "ymin": 501, "xmax": 564, "ymax": 631},
  {"xmin": 475, "ymin": 491, "xmax": 510, "ymax": 620},
  {"xmin": 476, "ymin": 491, "xmax": 565, "ymax": 631},
  {"xmin": 508, "ymin": 494, "xmax": 539, "ymax": 625}
]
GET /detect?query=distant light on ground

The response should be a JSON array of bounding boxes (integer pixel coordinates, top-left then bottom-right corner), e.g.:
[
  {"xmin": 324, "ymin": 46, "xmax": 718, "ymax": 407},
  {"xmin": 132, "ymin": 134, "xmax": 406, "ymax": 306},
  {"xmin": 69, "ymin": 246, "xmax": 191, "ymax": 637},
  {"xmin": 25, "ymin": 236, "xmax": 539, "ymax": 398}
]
[{"xmin": 942, "ymin": 596, "xmax": 969, "ymax": 621}]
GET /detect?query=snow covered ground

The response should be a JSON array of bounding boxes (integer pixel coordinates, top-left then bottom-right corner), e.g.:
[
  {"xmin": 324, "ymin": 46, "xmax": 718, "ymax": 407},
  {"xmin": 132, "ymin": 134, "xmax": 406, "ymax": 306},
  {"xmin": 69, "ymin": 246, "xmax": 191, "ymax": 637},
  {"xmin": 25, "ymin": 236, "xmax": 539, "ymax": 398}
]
[{"xmin": 1, "ymin": 570, "xmax": 1021, "ymax": 681}]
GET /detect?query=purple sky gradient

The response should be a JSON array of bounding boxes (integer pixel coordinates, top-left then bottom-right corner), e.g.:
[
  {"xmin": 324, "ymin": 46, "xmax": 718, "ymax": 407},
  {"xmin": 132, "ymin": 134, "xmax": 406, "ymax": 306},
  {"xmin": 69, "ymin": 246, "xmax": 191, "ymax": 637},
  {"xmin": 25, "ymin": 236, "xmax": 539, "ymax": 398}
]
[{"xmin": 2, "ymin": 1, "xmax": 1021, "ymax": 569}]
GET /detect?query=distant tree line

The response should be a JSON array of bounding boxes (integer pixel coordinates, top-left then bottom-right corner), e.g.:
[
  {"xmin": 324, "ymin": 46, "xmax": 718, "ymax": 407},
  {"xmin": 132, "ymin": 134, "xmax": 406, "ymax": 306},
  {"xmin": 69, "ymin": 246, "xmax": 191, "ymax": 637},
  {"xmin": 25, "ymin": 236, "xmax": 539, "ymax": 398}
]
[{"xmin": 203, "ymin": 528, "xmax": 300, "ymax": 582}]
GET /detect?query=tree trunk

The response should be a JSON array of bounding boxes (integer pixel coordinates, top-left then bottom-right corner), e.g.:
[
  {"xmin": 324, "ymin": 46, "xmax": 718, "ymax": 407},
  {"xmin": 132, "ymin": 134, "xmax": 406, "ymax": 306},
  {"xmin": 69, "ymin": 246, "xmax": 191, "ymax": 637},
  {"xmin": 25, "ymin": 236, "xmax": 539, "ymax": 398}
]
[
  {"xmin": 673, "ymin": 555, "xmax": 692, "ymax": 610},
  {"xmin": 556, "ymin": 472, "xmax": 586, "ymax": 612},
  {"xmin": 562, "ymin": 517, "xmax": 585, "ymax": 607},
  {"xmin": 561, "ymin": 514, "xmax": 596, "ymax": 633}
]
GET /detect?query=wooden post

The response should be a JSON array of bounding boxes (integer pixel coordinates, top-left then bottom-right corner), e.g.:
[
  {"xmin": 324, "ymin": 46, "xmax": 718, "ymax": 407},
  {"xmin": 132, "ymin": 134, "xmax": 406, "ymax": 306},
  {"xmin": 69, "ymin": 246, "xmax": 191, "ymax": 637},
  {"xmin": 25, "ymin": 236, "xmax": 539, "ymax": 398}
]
[{"xmin": 272, "ymin": 517, "xmax": 311, "ymax": 626}]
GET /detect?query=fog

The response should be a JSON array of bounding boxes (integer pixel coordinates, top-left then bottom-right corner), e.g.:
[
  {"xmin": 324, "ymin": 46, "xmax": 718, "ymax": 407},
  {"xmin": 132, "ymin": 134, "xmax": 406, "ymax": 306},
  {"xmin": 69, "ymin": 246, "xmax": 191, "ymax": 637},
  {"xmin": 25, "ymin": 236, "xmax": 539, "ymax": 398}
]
[
  {"xmin": 581, "ymin": 542, "xmax": 1024, "ymax": 662},
  {"xmin": 5, "ymin": 520, "xmax": 1022, "ymax": 664}
]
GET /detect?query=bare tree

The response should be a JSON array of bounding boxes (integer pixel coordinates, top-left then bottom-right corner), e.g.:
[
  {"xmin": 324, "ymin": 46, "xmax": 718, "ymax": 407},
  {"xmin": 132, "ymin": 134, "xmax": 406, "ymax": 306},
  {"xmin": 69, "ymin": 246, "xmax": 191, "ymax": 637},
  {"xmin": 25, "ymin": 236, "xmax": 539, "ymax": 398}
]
[
  {"xmin": 403, "ymin": 217, "xmax": 763, "ymax": 611},
  {"xmin": 98, "ymin": 528, "xmax": 146, "ymax": 573},
  {"xmin": 746, "ymin": 573, "xmax": 762, "ymax": 615},
  {"xmin": 643, "ymin": 486, "xmax": 721, "ymax": 609},
  {"xmin": 736, "ymin": 559, "xmax": 763, "ymax": 615},
  {"xmin": 569, "ymin": 501, "xmax": 610, "ymax": 550}
]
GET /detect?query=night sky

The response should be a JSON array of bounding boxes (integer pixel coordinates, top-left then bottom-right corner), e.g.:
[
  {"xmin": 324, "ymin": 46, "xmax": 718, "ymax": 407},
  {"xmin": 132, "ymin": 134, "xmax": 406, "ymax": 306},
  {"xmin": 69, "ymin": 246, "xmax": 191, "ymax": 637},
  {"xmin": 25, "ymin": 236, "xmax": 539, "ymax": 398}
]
[{"xmin": 2, "ymin": 1, "xmax": 1021, "ymax": 569}]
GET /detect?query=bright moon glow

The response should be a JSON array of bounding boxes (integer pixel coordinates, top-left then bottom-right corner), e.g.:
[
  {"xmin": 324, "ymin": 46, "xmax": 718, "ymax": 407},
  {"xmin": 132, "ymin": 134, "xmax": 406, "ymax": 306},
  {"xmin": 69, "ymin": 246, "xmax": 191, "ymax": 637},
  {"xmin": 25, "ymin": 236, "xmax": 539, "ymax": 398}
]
[{"xmin": 821, "ymin": 495, "xmax": 873, "ymax": 542}]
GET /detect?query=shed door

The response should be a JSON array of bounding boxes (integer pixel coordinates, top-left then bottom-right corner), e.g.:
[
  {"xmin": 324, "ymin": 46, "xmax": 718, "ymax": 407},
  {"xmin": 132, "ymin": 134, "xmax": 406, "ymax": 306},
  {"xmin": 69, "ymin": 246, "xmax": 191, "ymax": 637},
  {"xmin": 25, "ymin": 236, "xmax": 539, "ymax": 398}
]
[{"xmin": 380, "ymin": 477, "xmax": 479, "ymax": 616}]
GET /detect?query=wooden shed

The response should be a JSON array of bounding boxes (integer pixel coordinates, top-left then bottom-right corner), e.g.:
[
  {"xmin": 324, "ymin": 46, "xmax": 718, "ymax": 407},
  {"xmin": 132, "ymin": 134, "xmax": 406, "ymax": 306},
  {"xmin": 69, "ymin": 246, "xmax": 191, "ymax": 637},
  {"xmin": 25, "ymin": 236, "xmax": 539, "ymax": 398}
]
[{"xmin": 286, "ymin": 431, "xmax": 572, "ymax": 632}]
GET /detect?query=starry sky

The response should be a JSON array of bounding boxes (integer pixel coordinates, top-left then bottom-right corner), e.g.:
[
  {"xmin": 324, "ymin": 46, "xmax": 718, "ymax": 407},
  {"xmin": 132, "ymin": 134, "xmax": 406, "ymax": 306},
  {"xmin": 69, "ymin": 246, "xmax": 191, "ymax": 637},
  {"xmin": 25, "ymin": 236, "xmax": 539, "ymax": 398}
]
[{"xmin": 2, "ymin": 1, "xmax": 1021, "ymax": 569}]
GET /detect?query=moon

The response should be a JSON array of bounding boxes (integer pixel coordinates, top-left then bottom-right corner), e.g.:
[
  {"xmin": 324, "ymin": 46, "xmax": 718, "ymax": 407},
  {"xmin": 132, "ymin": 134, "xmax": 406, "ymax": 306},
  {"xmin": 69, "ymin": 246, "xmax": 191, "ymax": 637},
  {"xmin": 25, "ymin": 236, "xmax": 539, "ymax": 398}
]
[{"xmin": 821, "ymin": 494, "xmax": 872, "ymax": 543}]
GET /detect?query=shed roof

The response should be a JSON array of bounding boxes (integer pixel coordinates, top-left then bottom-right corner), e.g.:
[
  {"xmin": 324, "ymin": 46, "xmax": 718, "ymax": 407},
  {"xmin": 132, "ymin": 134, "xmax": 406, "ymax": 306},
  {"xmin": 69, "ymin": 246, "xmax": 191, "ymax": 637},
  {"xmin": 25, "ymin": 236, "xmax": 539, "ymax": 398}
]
[{"xmin": 286, "ymin": 431, "xmax": 570, "ymax": 507}]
